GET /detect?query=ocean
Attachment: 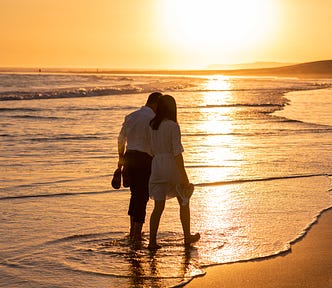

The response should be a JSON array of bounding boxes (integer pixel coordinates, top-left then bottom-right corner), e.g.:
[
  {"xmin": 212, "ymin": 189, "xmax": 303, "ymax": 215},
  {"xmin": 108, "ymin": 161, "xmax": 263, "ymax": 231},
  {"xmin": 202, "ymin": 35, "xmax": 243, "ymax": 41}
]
[{"xmin": 0, "ymin": 72, "xmax": 331, "ymax": 287}]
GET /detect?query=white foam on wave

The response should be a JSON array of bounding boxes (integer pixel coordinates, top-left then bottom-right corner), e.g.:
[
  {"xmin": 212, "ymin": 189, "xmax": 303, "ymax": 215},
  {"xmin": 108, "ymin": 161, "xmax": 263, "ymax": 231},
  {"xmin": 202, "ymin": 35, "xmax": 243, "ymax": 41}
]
[{"xmin": 276, "ymin": 87, "xmax": 332, "ymax": 127}]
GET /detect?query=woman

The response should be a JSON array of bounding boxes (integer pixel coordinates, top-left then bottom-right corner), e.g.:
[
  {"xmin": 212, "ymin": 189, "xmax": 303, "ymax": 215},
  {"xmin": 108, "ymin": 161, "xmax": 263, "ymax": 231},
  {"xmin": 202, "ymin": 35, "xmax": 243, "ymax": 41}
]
[{"xmin": 148, "ymin": 95, "xmax": 200, "ymax": 250}]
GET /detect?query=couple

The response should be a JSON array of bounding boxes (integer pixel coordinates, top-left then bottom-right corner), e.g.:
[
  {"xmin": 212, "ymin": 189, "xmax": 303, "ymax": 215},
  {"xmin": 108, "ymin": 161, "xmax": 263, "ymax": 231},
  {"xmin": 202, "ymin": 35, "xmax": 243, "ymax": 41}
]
[{"xmin": 117, "ymin": 92, "xmax": 200, "ymax": 250}]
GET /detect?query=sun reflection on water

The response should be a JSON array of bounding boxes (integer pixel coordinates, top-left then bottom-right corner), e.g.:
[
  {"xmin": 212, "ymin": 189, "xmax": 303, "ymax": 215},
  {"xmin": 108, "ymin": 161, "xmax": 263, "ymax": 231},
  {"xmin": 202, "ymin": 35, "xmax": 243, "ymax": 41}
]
[
  {"xmin": 188, "ymin": 76, "xmax": 244, "ymax": 183},
  {"xmin": 192, "ymin": 185, "xmax": 250, "ymax": 264},
  {"xmin": 203, "ymin": 75, "xmax": 234, "ymax": 106},
  {"xmin": 188, "ymin": 76, "xmax": 249, "ymax": 263},
  {"xmin": 205, "ymin": 75, "xmax": 232, "ymax": 91}
]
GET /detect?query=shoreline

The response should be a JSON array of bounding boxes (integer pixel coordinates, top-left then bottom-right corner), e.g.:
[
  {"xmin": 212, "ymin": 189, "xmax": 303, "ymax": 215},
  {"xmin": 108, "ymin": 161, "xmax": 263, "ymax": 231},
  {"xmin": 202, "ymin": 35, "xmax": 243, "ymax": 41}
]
[{"xmin": 185, "ymin": 207, "xmax": 332, "ymax": 288}]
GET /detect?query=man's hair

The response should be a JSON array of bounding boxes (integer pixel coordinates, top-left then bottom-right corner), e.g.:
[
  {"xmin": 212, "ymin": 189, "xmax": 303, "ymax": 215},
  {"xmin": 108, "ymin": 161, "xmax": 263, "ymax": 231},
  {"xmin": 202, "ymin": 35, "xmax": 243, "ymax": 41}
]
[
  {"xmin": 146, "ymin": 92, "xmax": 162, "ymax": 106},
  {"xmin": 150, "ymin": 95, "xmax": 177, "ymax": 130}
]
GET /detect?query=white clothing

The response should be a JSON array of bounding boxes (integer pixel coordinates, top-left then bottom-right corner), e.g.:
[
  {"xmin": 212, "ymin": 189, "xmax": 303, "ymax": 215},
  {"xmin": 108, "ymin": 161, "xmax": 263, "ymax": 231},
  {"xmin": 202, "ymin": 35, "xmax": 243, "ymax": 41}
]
[
  {"xmin": 118, "ymin": 106, "xmax": 155, "ymax": 155},
  {"xmin": 149, "ymin": 120, "xmax": 184, "ymax": 201}
]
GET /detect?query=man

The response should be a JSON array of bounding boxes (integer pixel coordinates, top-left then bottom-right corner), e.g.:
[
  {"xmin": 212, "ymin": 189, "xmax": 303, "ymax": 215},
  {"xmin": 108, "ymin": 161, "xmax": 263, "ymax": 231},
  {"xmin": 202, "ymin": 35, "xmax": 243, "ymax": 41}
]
[{"xmin": 117, "ymin": 92, "xmax": 162, "ymax": 242}]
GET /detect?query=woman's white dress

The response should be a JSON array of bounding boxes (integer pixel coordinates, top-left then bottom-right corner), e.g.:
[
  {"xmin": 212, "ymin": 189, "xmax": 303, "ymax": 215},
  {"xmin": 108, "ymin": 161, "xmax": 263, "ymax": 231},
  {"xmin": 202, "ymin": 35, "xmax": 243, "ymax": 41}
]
[{"xmin": 149, "ymin": 120, "xmax": 184, "ymax": 201}]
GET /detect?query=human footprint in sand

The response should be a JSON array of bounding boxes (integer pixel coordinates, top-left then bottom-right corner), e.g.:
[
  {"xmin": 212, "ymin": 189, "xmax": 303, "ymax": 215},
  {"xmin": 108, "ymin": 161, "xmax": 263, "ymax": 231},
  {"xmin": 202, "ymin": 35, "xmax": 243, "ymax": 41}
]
[{"xmin": 148, "ymin": 95, "xmax": 200, "ymax": 250}]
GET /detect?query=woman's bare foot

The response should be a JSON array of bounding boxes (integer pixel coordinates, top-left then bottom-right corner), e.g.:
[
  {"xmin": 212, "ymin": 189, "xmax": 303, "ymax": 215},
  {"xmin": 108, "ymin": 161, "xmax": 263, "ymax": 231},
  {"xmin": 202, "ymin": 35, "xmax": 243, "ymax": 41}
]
[
  {"xmin": 184, "ymin": 233, "xmax": 200, "ymax": 246},
  {"xmin": 147, "ymin": 243, "xmax": 162, "ymax": 250}
]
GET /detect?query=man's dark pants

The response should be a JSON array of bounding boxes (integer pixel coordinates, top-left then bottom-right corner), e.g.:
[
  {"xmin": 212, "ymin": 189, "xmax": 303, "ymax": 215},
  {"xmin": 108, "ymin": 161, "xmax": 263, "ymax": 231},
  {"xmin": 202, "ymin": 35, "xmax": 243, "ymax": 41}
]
[{"xmin": 124, "ymin": 150, "xmax": 152, "ymax": 224}]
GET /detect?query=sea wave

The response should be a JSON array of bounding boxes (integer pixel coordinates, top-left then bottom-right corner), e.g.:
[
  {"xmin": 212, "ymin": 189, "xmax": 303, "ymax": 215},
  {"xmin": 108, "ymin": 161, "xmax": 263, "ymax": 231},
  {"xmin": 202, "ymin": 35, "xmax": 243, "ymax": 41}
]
[
  {"xmin": 0, "ymin": 87, "xmax": 144, "ymax": 101},
  {"xmin": 0, "ymin": 189, "xmax": 115, "ymax": 201},
  {"xmin": 0, "ymin": 75, "xmax": 329, "ymax": 101},
  {"xmin": 0, "ymin": 107, "xmax": 43, "ymax": 112},
  {"xmin": 194, "ymin": 173, "xmax": 330, "ymax": 187},
  {"xmin": 1, "ymin": 173, "xmax": 329, "ymax": 201},
  {"xmin": 9, "ymin": 115, "xmax": 62, "ymax": 120},
  {"xmin": 199, "ymin": 103, "xmax": 285, "ymax": 108}
]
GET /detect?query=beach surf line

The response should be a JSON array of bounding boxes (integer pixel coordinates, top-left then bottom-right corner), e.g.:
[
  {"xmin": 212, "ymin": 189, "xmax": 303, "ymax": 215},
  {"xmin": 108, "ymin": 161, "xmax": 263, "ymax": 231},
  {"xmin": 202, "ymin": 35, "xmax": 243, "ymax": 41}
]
[{"xmin": 194, "ymin": 173, "xmax": 330, "ymax": 187}]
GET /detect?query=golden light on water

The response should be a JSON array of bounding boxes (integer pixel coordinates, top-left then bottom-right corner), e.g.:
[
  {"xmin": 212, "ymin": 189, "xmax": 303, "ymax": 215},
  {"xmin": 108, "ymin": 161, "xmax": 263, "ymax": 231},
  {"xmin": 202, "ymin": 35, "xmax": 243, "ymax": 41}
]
[
  {"xmin": 203, "ymin": 76, "xmax": 235, "ymax": 106},
  {"xmin": 188, "ymin": 76, "xmax": 243, "ymax": 183},
  {"xmin": 198, "ymin": 186, "xmax": 233, "ymax": 228},
  {"xmin": 191, "ymin": 77, "xmax": 249, "ymax": 260},
  {"xmin": 199, "ymin": 75, "xmax": 235, "ymax": 136},
  {"xmin": 205, "ymin": 76, "xmax": 232, "ymax": 91},
  {"xmin": 193, "ymin": 183, "xmax": 250, "ymax": 263}
]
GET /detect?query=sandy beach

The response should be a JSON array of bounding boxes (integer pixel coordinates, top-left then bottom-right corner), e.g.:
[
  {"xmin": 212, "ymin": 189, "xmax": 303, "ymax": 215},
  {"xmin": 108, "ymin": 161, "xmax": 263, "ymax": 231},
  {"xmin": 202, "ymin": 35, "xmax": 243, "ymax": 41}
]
[{"xmin": 186, "ymin": 208, "xmax": 332, "ymax": 288}]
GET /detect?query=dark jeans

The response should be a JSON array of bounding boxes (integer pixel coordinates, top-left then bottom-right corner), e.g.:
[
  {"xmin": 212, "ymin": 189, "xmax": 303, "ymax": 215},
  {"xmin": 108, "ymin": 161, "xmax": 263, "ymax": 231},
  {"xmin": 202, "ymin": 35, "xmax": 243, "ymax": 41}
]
[{"xmin": 124, "ymin": 150, "xmax": 152, "ymax": 223}]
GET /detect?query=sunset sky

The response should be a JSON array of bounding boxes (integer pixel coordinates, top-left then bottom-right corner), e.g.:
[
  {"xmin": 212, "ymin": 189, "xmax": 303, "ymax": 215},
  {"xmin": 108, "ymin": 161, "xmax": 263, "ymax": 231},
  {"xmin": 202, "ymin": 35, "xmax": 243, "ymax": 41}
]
[{"xmin": 1, "ymin": 0, "xmax": 331, "ymax": 69}]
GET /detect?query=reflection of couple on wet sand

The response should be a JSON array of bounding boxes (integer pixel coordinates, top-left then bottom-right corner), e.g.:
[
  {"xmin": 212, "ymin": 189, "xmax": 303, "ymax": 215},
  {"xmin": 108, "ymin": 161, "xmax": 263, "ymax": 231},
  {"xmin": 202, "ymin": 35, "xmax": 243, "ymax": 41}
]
[
  {"xmin": 114, "ymin": 92, "xmax": 200, "ymax": 249},
  {"xmin": 127, "ymin": 242, "xmax": 195, "ymax": 287}
]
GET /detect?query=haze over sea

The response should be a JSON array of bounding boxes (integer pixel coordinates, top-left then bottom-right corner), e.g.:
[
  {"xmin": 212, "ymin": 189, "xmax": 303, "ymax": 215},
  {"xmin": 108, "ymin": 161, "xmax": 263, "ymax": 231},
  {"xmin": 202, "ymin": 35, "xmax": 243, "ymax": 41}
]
[{"xmin": 0, "ymin": 72, "xmax": 332, "ymax": 287}]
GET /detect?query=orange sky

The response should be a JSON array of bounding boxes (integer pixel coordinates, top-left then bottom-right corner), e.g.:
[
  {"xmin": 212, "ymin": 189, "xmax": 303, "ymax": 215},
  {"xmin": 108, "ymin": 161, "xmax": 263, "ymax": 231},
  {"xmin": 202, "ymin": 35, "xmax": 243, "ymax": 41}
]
[{"xmin": 0, "ymin": 0, "xmax": 331, "ymax": 69}]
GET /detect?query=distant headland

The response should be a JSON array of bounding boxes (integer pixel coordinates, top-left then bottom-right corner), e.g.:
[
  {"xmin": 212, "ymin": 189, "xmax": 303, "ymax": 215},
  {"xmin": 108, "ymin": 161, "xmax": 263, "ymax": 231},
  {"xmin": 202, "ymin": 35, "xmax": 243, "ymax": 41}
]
[
  {"xmin": 1, "ymin": 60, "xmax": 331, "ymax": 78},
  {"xmin": 213, "ymin": 60, "xmax": 332, "ymax": 78},
  {"xmin": 146, "ymin": 60, "xmax": 332, "ymax": 78}
]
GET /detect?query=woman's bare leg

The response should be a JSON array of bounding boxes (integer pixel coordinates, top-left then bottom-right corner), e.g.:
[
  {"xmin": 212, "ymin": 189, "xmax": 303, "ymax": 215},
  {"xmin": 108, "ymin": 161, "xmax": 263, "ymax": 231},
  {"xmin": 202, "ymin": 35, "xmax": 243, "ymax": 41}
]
[
  {"xmin": 148, "ymin": 200, "xmax": 165, "ymax": 249},
  {"xmin": 177, "ymin": 197, "xmax": 200, "ymax": 245}
]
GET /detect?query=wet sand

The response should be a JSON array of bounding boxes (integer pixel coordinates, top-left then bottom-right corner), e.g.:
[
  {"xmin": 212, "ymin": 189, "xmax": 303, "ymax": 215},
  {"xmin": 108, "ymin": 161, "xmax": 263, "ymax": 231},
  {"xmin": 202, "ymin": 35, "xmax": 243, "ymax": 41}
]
[{"xmin": 186, "ymin": 208, "xmax": 332, "ymax": 288}]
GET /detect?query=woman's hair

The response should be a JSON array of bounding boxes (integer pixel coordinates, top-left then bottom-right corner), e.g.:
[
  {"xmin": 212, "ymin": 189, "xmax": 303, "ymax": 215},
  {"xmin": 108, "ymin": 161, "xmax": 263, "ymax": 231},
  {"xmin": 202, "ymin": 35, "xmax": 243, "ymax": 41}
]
[{"xmin": 150, "ymin": 95, "xmax": 177, "ymax": 130}]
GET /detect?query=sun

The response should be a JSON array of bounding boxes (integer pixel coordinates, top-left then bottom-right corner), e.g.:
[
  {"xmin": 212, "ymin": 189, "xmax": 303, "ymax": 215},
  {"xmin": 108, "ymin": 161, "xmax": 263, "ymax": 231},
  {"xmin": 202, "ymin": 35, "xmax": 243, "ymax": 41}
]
[{"xmin": 158, "ymin": 0, "xmax": 278, "ymax": 65}]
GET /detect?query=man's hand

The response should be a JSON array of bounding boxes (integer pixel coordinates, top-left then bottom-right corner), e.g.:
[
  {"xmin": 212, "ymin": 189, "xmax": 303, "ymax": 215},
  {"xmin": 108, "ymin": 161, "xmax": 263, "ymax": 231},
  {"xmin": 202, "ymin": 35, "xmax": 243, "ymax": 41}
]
[{"xmin": 118, "ymin": 155, "xmax": 125, "ymax": 168}]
